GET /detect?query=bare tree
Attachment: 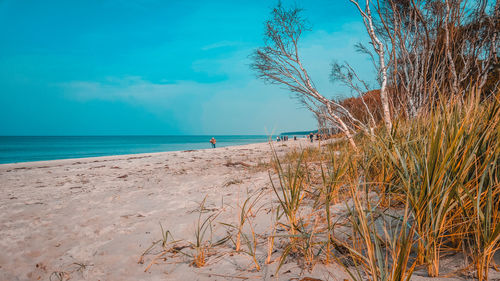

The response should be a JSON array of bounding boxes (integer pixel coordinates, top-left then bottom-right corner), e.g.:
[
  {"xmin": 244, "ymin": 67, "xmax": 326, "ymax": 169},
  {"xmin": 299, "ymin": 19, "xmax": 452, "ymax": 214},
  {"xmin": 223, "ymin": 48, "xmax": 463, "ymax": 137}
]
[
  {"xmin": 330, "ymin": 61, "xmax": 378, "ymax": 135},
  {"xmin": 376, "ymin": 0, "xmax": 499, "ymax": 116},
  {"xmin": 349, "ymin": 0, "xmax": 393, "ymax": 131},
  {"xmin": 251, "ymin": 4, "xmax": 366, "ymax": 149},
  {"xmin": 252, "ymin": 1, "xmax": 498, "ymax": 150}
]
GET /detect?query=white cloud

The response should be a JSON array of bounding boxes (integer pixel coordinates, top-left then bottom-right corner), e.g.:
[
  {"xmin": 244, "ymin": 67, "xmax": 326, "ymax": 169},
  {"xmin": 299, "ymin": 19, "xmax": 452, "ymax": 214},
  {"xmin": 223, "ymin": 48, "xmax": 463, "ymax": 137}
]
[
  {"xmin": 60, "ymin": 76, "xmax": 206, "ymax": 103},
  {"xmin": 58, "ymin": 22, "xmax": 375, "ymax": 134},
  {"xmin": 200, "ymin": 40, "xmax": 242, "ymax": 51},
  {"xmin": 59, "ymin": 74, "xmax": 317, "ymax": 134}
]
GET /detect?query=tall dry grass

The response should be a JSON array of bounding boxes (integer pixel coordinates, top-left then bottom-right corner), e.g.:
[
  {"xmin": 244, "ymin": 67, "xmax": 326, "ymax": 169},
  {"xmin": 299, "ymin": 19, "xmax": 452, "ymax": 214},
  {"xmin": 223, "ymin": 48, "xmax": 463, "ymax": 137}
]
[
  {"xmin": 142, "ymin": 92, "xmax": 499, "ymax": 279},
  {"xmin": 365, "ymin": 93, "xmax": 500, "ymax": 278},
  {"xmin": 268, "ymin": 92, "xmax": 500, "ymax": 280}
]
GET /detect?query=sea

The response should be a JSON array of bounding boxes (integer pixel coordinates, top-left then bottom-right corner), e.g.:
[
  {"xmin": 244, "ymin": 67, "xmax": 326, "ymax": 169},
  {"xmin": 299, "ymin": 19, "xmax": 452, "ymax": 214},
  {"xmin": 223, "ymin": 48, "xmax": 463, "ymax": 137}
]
[{"xmin": 0, "ymin": 135, "xmax": 272, "ymax": 164}]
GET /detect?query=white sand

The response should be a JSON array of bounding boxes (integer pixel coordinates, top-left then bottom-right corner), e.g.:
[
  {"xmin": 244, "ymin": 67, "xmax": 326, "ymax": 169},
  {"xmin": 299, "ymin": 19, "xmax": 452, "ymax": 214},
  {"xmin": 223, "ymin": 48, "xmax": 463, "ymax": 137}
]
[
  {"xmin": 1, "ymin": 138, "xmax": 497, "ymax": 281},
  {"xmin": 1, "ymin": 139, "xmax": 338, "ymax": 280}
]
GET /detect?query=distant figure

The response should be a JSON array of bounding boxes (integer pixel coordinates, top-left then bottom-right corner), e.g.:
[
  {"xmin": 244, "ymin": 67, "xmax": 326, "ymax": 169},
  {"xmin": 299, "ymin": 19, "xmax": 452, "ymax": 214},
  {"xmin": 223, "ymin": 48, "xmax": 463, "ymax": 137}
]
[
  {"xmin": 210, "ymin": 137, "xmax": 216, "ymax": 148},
  {"xmin": 276, "ymin": 136, "xmax": 280, "ymax": 142},
  {"xmin": 309, "ymin": 133, "xmax": 314, "ymax": 143},
  {"xmin": 294, "ymin": 136, "xmax": 297, "ymax": 141}
]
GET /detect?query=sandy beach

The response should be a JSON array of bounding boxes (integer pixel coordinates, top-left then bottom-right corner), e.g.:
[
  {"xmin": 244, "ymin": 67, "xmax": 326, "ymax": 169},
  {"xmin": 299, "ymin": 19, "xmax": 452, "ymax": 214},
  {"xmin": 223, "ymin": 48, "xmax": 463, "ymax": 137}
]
[
  {"xmin": 0, "ymin": 138, "xmax": 337, "ymax": 281},
  {"xmin": 3, "ymin": 0, "xmax": 498, "ymax": 279},
  {"xmin": 3, "ymin": 138, "xmax": 499, "ymax": 281}
]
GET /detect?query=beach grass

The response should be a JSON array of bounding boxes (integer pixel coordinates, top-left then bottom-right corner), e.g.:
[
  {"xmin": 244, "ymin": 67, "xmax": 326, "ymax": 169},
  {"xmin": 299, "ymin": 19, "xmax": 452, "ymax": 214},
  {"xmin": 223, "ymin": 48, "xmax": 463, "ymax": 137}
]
[
  {"xmin": 255, "ymin": 91, "xmax": 500, "ymax": 279},
  {"xmin": 141, "ymin": 92, "xmax": 499, "ymax": 280}
]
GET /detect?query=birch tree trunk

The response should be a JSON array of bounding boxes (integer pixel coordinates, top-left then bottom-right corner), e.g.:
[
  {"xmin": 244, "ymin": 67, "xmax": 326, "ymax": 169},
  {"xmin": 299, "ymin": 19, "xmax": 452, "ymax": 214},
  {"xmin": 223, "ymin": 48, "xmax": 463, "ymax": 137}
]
[{"xmin": 350, "ymin": 0, "xmax": 393, "ymax": 131}]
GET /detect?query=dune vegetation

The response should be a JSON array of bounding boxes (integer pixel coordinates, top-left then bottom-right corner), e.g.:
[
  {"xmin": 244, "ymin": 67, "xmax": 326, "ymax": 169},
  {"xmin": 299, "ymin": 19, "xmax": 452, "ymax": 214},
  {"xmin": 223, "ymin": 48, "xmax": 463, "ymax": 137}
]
[
  {"xmin": 140, "ymin": 1, "xmax": 499, "ymax": 279},
  {"xmin": 249, "ymin": 0, "xmax": 499, "ymax": 277},
  {"xmin": 141, "ymin": 91, "xmax": 499, "ymax": 280},
  {"xmin": 264, "ymin": 91, "xmax": 500, "ymax": 280}
]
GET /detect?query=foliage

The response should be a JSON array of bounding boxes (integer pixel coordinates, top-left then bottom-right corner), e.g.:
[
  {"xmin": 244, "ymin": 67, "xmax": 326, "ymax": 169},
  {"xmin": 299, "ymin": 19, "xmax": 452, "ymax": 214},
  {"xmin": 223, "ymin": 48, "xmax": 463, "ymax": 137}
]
[{"xmin": 268, "ymin": 91, "xmax": 500, "ymax": 280}]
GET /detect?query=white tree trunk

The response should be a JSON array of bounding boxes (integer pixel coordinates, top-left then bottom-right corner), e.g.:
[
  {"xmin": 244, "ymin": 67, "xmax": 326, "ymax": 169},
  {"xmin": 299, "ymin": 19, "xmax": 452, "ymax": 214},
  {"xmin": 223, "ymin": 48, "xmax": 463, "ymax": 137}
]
[{"xmin": 350, "ymin": 0, "xmax": 393, "ymax": 131}]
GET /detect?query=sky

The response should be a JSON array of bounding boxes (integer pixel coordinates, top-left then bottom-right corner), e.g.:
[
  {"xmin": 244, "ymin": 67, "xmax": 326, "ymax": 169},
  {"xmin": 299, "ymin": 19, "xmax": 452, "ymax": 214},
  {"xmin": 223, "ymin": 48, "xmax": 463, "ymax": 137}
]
[{"xmin": 0, "ymin": 0, "xmax": 375, "ymax": 136}]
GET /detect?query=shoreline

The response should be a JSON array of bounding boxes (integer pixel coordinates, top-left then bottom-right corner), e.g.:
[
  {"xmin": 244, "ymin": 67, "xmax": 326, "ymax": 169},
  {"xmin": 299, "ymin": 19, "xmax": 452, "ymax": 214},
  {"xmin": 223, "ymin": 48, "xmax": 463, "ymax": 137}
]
[
  {"xmin": 0, "ymin": 135, "xmax": 282, "ymax": 166},
  {"xmin": 0, "ymin": 139, "xmax": 277, "ymax": 168}
]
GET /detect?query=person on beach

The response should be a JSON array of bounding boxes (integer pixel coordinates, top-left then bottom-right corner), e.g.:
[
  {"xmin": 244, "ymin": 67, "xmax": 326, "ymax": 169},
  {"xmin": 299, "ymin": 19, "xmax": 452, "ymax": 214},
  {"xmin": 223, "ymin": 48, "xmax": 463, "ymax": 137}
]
[
  {"xmin": 276, "ymin": 136, "xmax": 280, "ymax": 142},
  {"xmin": 210, "ymin": 137, "xmax": 216, "ymax": 148},
  {"xmin": 309, "ymin": 133, "xmax": 314, "ymax": 143}
]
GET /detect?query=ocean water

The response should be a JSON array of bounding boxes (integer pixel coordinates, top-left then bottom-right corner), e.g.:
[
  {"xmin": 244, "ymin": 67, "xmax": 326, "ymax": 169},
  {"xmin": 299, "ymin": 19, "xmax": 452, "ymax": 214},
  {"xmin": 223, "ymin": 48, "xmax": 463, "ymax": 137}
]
[{"xmin": 0, "ymin": 135, "xmax": 271, "ymax": 164}]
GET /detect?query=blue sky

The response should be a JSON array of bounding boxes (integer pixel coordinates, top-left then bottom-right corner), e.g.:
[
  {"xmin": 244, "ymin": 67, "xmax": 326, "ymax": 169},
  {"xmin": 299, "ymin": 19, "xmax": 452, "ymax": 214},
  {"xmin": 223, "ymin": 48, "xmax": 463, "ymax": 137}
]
[{"xmin": 0, "ymin": 0, "xmax": 374, "ymax": 135}]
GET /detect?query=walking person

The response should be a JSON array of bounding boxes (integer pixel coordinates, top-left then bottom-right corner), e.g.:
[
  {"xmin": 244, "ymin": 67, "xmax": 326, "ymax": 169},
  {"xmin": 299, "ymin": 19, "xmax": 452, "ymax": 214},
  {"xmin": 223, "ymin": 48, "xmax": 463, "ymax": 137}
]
[
  {"xmin": 309, "ymin": 132, "xmax": 314, "ymax": 143},
  {"xmin": 210, "ymin": 137, "xmax": 216, "ymax": 148}
]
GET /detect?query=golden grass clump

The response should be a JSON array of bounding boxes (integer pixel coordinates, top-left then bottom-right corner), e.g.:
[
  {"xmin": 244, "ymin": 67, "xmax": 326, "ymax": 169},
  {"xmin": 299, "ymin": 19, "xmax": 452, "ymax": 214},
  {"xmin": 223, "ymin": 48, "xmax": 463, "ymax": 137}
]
[
  {"xmin": 267, "ymin": 91, "xmax": 500, "ymax": 280},
  {"xmin": 141, "ymin": 92, "xmax": 499, "ymax": 280}
]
